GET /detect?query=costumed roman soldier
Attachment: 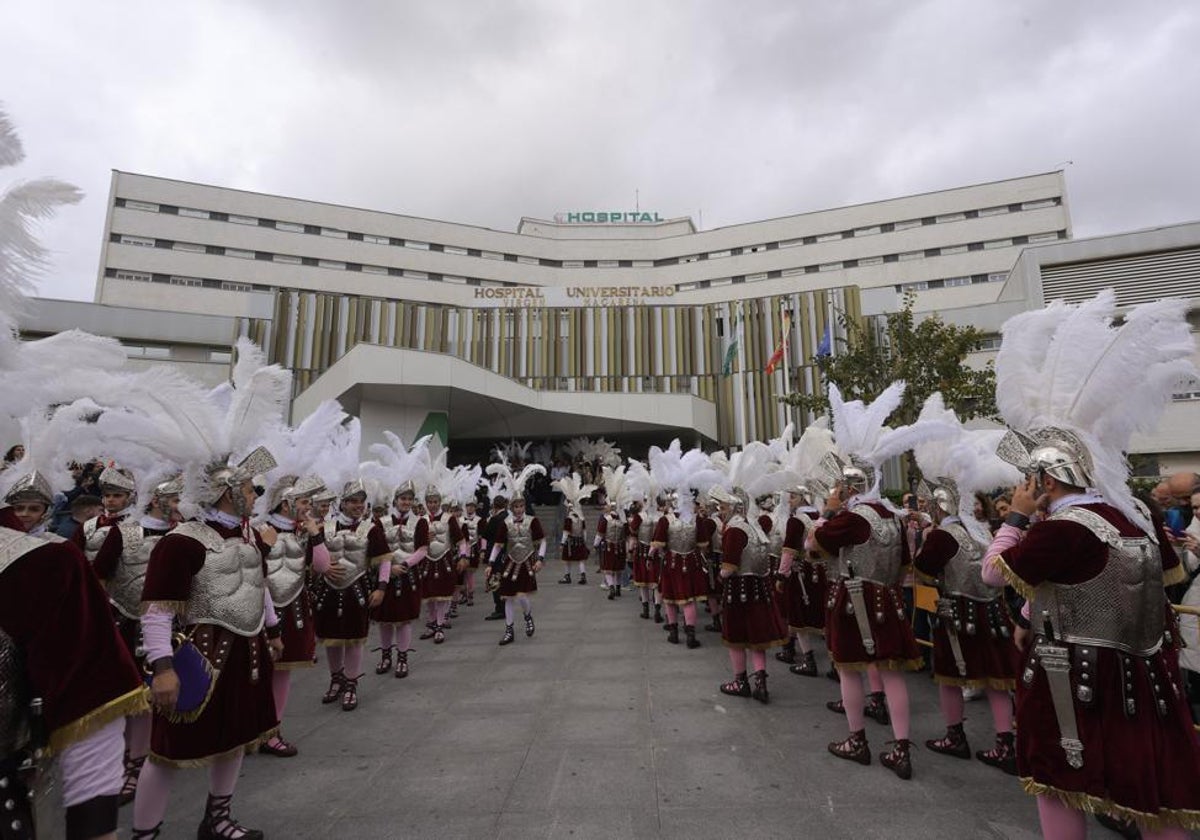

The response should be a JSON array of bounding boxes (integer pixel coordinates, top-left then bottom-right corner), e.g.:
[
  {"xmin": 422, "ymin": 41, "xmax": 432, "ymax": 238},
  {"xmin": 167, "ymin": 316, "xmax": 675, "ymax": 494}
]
[
  {"xmin": 89, "ymin": 474, "xmax": 182, "ymax": 805},
  {"xmin": 371, "ymin": 482, "xmax": 421, "ymax": 678},
  {"xmin": 810, "ymin": 384, "xmax": 954, "ymax": 781},
  {"xmin": 258, "ymin": 474, "xmax": 331, "ymax": 757},
  {"xmin": 555, "ymin": 473, "xmax": 592, "ymax": 586},
  {"xmin": 910, "ymin": 396, "xmax": 1022, "ymax": 775},
  {"xmin": 697, "ymin": 497, "xmax": 724, "ymax": 634},
  {"xmin": 774, "ymin": 420, "xmax": 838, "ymax": 679},
  {"xmin": 709, "ymin": 445, "xmax": 790, "ymax": 704},
  {"xmin": 980, "ymin": 292, "xmax": 1200, "ymax": 838},
  {"xmin": 1, "ymin": 467, "xmax": 149, "ymax": 840},
  {"xmin": 595, "ymin": 498, "xmax": 626, "ymax": 600},
  {"xmin": 315, "ymin": 478, "xmax": 391, "ymax": 712},
  {"xmin": 412, "ymin": 483, "xmax": 468, "ymax": 644},
  {"xmin": 70, "ymin": 465, "xmax": 136, "ymax": 559},
  {"xmin": 457, "ymin": 496, "xmax": 482, "ymax": 607},
  {"xmin": 626, "ymin": 462, "xmax": 663, "ymax": 623},
  {"xmin": 484, "ymin": 461, "xmax": 547, "ymax": 646},
  {"xmin": 481, "ymin": 492, "xmax": 510, "ymax": 621},
  {"xmin": 133, "ymin": 447, "xmax": 284, "ymax": 840}
]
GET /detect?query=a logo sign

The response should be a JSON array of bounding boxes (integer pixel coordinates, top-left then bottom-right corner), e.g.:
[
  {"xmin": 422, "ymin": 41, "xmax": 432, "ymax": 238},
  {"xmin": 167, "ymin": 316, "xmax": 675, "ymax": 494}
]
[{"xmin": 553, "ymin": 211, "xmax": 665, "ymax": 224}]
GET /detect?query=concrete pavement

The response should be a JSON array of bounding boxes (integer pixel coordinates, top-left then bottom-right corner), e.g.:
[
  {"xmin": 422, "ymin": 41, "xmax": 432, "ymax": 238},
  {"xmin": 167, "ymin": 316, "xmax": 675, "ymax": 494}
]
[{"xmin": 122, "ymin": 578, "xmax": 1043, "ymax": 839}]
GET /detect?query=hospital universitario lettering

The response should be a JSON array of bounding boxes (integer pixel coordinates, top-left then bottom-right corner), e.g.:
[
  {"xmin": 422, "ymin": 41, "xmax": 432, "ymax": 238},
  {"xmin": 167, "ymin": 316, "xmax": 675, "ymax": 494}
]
[
  {"xmin": 473, "ymin": 285, "xmax": 676, "ymax": 308},
  {"xmin": 554, "ymin": 211, "xmax": 665, "ymax": 224}
]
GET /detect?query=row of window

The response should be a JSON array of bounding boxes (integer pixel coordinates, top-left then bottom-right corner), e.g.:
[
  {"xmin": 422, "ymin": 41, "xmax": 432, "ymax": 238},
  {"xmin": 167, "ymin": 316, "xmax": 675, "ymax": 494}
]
[
  {"xmin": 110, "ymin": 226, "xmax": 1066, "ymax": 295},
  {"xmin": 114, "ymin": 193, "xmax": 1064, "ymax": 272},
  {"xmin": 121, "ymin": 342, "xmax": 231, "ymax": 363}
]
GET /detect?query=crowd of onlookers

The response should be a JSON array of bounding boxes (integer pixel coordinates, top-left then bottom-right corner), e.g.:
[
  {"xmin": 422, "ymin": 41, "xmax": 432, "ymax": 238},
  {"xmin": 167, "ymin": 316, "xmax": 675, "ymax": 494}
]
[{"xmin": 2, "ymin": 447, "xmax": 109, "ymax": 538}]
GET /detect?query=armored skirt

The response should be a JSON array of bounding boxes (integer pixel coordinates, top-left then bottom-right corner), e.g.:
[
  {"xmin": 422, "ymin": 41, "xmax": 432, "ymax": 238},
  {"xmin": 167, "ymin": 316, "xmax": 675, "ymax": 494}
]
[
  {"xmin": 783, "ymin": 558, "xmax": 828, "ymax": 634},
  {"xmin": 497, "ymin": 555, "xmax": 539, "ymax": 598},
  {"xmin": 824, "ymin": 578, "xmax": 922, "ymax": 671},
  {"xmin": 150, "ymin": 624, "xmax": 279, "ymax": 766},
  {"xmin": 632, "ymin": 543, "xmax": 659, "ymax": 589},
  {"xmin": 600, "ymin": 541, "xmax": 625, "ymax": 573},
  {"xmin": 371, "ymin": 570, "xmax": 421, "ymax": 624},
  {"xmin": 658, "ymin": 550, "xmax": 709, "ymax": 604},
  {"xmin": 275, "ymin": 591, "xmax": 317, "ymax": 669},
  {"xmin": 722, "ymin": 575, "xmax": 789, "ymax": 650},
  {"xmin": 418, "ymin": 554, "xmax": 458, "ymax": 601},
  {"xmin": 929, "ymin": 596, "xmax": 1020, "ymax": 689},
  {"xmin": 312, "ymin": 575, "xmax": 372, "ymax": 645},
  {"xmin": 564, "ymin": 535, "xmax": 589, "ymax": 563}
]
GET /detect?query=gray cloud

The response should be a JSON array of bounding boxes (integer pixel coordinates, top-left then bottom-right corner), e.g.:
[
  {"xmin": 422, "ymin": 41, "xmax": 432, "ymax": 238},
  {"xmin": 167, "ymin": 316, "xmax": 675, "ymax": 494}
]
[{"xmin": 3, "ymin": 0, "xmax": 1198, "ymax": 301}]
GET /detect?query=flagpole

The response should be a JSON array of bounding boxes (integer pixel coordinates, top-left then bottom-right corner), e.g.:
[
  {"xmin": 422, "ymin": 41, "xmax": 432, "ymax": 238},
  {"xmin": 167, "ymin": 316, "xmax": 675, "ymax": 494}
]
[
  {"xmin": 780, "ymin": 305, "xmax": 793, "ymax": 432},
  {"xmin": 737, "ymin": 300, "xmax": 749, "ymax": 448}
]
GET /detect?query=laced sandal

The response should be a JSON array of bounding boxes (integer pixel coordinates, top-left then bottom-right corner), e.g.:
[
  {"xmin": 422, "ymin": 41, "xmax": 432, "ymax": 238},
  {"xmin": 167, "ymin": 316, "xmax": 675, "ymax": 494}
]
[
  {"xmin": 321, "ymin": 670, "xmax": 345, "ymax": 704},
  {"xmin": 640, "ymin": 602, "xmax": 650, "ymax": 620},
  {"xmin": 775, "ymin": 640, "xmax": 796, "ymax": 664},
  {"xmin": 197, "ymin": 793, "xmax": 263, "ymax": 840},
  {"xmin": 499, "ymin": 625, "xmax": 516, "ymax": 645},
  {"xmin": 374, "ymin": 646, "xmax": 394, "ymax": 675},
  {"xmin": 685, "ymin": 625, "xmax": 701, "ymax": 649},
  {"xmin": 419, "ymin": 627, "xmax": 437, "ymax": 640},
  {"xmin": 865, "ymin": 691, "xmax": 891, "ymax": 726},
  {"xmin": 879, "ymin": 739, "xmax": 913, "ymax": 780},
  {"xmin": 826, "ymin": 698, "xmax": 846, "ymax": 715},
  {"xmin": 653, "ymin": 605, "xmax": 664, "ymax": 624},
  {"xmin": 790, "ymin": 651, "xmax": 818, "ymax": 677},
  {"xmin": 578, "ymin": 573, "xmax": 588, "ymax": 585},
  {"xmin": 558, "ymin": 573, "xmax": 572, "ymax": 584},
  {"xmin": 976, "ymin": 732, "xmax": 1017, "ymax": 776},
  {"xmin": 118, "ymin": 754, "xmax": 145, "ymax": 806},
  {"xmin": 750, "ymin": 670, "xmax": 770, "ymax": 704},
  {"xmin": 395, "ymin": 651, "xmax": 409, "ymax": 679},
  {"xmin": 448, "ymin": 603, "xmax": 459, "ymax": 619},
  {"xmin": 257, "ymin": 736, "xmax": 298, "ymax": 758},
  {"xmin": 926, "ymin": 723, "xmax": 971, "ymax": 759},
  {"xmin": 433, "ymin": 626, "xmax": 446, "ymax": 644},
  {"xmin": 607, "ymin": 585, "xmax": 616, "ymax": 600},
  {"xmin": 720, "ymin": 672, "xmax": 751, "ymax": 697},
  {"xmin": 131, "ymin": 824, "xmax": 162, "ymax": 839},
  {"xmin": 341, "ymin": 677, "xmax": 359, "ymax": 712},
  {"xmin": 666, "ymin": 623, "xmax": 680, "ymax": 644},
  {"xmin": 523, "ymin": 612, "xmax": 535, "ymax": 637},
  {"xmin": 828, "ymin": 730, "xmax": 871, "ymax": 765}
]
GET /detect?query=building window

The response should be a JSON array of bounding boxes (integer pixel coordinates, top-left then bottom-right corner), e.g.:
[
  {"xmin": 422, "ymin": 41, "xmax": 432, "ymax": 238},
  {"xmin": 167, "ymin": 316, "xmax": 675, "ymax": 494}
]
[
  {"xmin": 272, "ymin": 253, "xmax": 301, "ymax": 265},
  {"xmin": 987, "ymin": 272, "xmax": 1008, "ymax": 283},
  {"xmin": 707, "ymin": 250, "xmax": 731, "ymax": 260},
  {"xmin": 480, "ymin": 251, "xmax": 504, "ymax": 261},
  {"xmin": 220, "ymin": 281, "xmax": 253, "ymax": 292},
  {"xmin": 935, "ymin": 212, "xmax": 965, "ymax": 224},
  {"xmin": 228, "ymin": 214, "xmax": 258, "ymax": 226},
  {"xmin": 119, "ymin": 234, "xmax": 155, "ymax": 247},
  {"xmin": 983, "ymin": 238, "xmax": 1012, "ymax": 250},
  {"xmin": 320, "ymin": 227, "xmax": 347, "ymax": 239},
  {"xmin": 168, "ymin": 275, "xmax": 203, "ymax": 287},
  {"xmin": 405, "ymin": 240, "xmax": 430, "ymax": 251},
  {"xmin": 124, "ymin": 344, "xmax": 172, "ymax": 359},
  {"xmin": 172, "ymin": 241, "xmax": 206, "ymax": 253},
  {"xmin": 516, "ymin": 255, "xmax": 539, "ymax": 266},
  {"xmin": 631, "ymin": 259, "xmax": 654, "ymax": 267},
  {"xmin": 859, "ymin": 255, "xmax": 884, "ymax": 267},
  {"xmin": 270, "ymin": 221, "xmax": 302, "ymax": 233},
  {"xmin": 1021, "ymin": 198, "xmax": 1058, "ymax": 211},
  {"xmin": 124, "ymin": 200, "xmax": 159, "ymax": 212},
  {"xmin": 113, "ymin": 270, "xmax": 151, "ymax": 283},
  {"xmin": 779, "ymin": 238, "xmax": 803, "ymax": 249},
  {"xmin": 944, "ymin": 276, "xmax": 971, "ymax": 287},
  {"xmin": 563, "ymin": 260, "xmax": 584, "ymax": 268},
  {"xmin": 907, "ymin": 281, "xmax": 930, "ymax": 291},
  {"xmin": 854, "ymin": 225, "xmax": 881, "ymax": 237},
  {"xmin": 317, "ymin": 259, "xmax": 346, "ymax": 270},
  {"xmin": 894, "ymin": 219, "xmax": 922, "ymax": 232},
  {"xmin": 818, "ymin": 262, "xmax": 842, "ymax": 272},
  {"xmin": 898, "ymin": 251, "xmax": 923, "ymax": 262},
  {"xmin": 178, "ymin": 207, "xmax": 210, "ymax": 219},
  {"xmin": 443, "ymin": 275, "xmax": 468, "ymax": 285},
  {"xmin": 208, "ymin": 349, "xmax": 232, "ymax": 364},
  {"xmin": 942, "ymin": 244, "xmax": 968, "ymax": 256},
  {"xmin": 974, "ymin": 335, "xmax": 1002, "ymax": 351},
  {"xmin": 1029, "ymin": 231, "xmax": 1059, "ymax": 243},
  {"xmin": 362, "ymin": 264, "xmax": 387, "ymax": 275},
  {"xmin": 444, "ymin": 245, "xmax": 468, "ymax": 256},
  {"xmin": 978, "ymin": 205, "xmax": 1009, "ymax": 217},
  {"xmin": 362, "ymin": 233, "xmax": 389, "ymax": 245},
  {"xmin": 222, "ymin": 248, "xmax": 254, "ymax": 260},
  {"xmin": 815, "ymin": 232, "xmax": 841, "ymax": 244}
]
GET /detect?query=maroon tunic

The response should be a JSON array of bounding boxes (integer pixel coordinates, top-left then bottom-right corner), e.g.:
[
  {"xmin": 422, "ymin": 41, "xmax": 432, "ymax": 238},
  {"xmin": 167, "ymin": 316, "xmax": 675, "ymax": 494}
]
[
  {"xmin": 720, "ymin": 526, "xmax": 788, "ymax": 650},
  {"xmin": 561, "ymin": 515, "xmax": 589, "ymax": 562},
  {"xmin": 415, "ymin": 513, "xmax": 463, "ymax": 601},
  {"xmin": 997, "ymin": 503, "xmax": 1200, "ymax": 830},
  {"xmin": 654, "ymin": 515, "xmax": 708, "ymax": 604},
  {"xmin": 493, "ymin": 516, "xmax": 545, "ymax": 597},
  {"xmin": 629, "ymin": 512, "xmax": 660, "ymax": 588},
  {"xmin": 274, "ymin": 528, "xmax": 319, "ymax": 670},
  {"xmin": 596, "ymin": 515, "xmax": 626, "ymax": 573},
  {"xmin": 814, "ymin": 503, "xmax": 921, "ymax": 671},
  {"xmin": 781, "ymin": 515, "xmax": 827, "ymax": 633},
  {"xmin": 141, "ymin": 519, "xmax": 278, "ymax": 765},
  {"xmin": 0, "ymin": 509, "xmax": 147, "ymax": 755},
  {"xmin": 913, "ymin": 527, "xmax": 1019, "ymax": 690},
  {"xmin": 313, "ymin": 519, "xmax": 390, "ymax": 643}
]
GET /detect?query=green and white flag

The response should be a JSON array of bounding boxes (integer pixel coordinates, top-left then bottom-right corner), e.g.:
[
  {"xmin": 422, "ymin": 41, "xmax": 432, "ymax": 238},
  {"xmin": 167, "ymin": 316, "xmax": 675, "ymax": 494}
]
[{"xmin": 721, "ymin": 306, "xmax": 742, "ymax": 376}]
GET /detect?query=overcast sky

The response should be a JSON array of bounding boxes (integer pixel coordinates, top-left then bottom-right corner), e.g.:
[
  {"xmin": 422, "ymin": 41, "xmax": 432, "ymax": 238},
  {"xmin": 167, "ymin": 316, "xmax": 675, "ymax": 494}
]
[{"xmin": 4, "ymin": 0, "xmax": 1199, "ymax": 301}]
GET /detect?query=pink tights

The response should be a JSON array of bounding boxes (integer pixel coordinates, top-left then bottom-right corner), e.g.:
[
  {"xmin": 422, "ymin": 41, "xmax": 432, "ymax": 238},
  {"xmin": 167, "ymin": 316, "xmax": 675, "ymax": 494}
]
[
  {"xmin": 396, "ymin": 622, "xmax": 412, "ymax": 652},
  {"xmin": 326, "ymin": 645, "xmax": 344, "ymax": 674},
  {"xmin": 604, "ymin": 572, "xmax": 616, "ymax": 586},
  {"xmin": 426, "ymin": 600, "xmax": 449, "ymax": 626},
  {"xmin": 327, "ymin": 642, "xmax": 364, "ymax": 678},
  {"xmin": 1036, "ymin": 795, "xmax": 1186, "ymax": 840},
  {"xmin": 463, "ymin": 570, "xmax": 475, "ymax": 595},
  {"xmin": 938, "ymin": 685, "xmax": 1013, "ymax": 734},
  {"xmin": 378, "ymin": 623, "xmax": 395, "ymax": 650},
  {"xmin": 133, "ymin": 753, "xmax": 244, "ymax": 832},
  {"xmin": 663, "ymin": 602, "xmax": 698, "ymax": 626},
  {"xmin": 727, "ymin": 648, "xmax": 767, "ymax": 674},
  {"xmin": 126, "ymin": 712, "xmax": 151, "ymax": 760},
  {"xmin": 272, "ymin": 671, "xmax": 291, "ymax": 721},
  {"xmin": 840, "ymin": 666, "xmax": 910, "ymax": 739}
]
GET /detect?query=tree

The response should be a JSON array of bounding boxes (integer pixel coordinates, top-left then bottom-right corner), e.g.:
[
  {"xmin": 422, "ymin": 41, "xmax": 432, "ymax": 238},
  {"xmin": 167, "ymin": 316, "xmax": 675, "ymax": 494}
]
[{"xmin": 783, "ymin": 292, "xmax": 997, "ymax": 485}]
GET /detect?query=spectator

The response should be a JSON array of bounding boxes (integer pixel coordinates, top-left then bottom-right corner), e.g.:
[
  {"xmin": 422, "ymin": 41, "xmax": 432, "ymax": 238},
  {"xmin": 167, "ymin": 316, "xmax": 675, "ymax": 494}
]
[
  {"xmin": 3, "ymin": 444, "xmax": 24, "ymax": 466},
  {"xmin": 54, "ymin": 494, "xmax": 102, "ymax": 539}
]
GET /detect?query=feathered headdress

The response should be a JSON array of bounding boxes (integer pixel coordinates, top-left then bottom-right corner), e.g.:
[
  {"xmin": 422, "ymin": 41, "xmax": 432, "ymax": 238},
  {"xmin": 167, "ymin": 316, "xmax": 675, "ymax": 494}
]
[
  {"xmin": 624, "ymin": 460, "xmax": 657, "ymax": 506},
  {"xmin": 780, "ymin": 419, "xmax": 837, "ymax": 503},
  {"xmin": 994, "ymin": 289, "xmax": 1196, "ymax": 534},
  {"xmin": 256, "ymin": 400, "xmax": 350, "ymax": 515},
  {"xmin": 310, "ymin": 414, "xmax": 362, "ymax": 507},
  {"xmin": 601, "ymin": 465, "xmax": 631, "ymax": 515},
  {"xmin": 445, "ymin": 464, "xmax": 483, "ymax": 508},
  {"xmin": 360, "ymin": 432, "xmax": 433, "ymax": 507},
  {"xmin": 647, "ymin": 440, "xmax": 723, "ymax": 522},
  {"xmin": 553, "ymin": 471, "xmax": 597, "ymax": 512},
  {"xmin": 913, "ymin": 394, "xmax": 1022, "ymax": 545},
  {"xmin": 485, "ymin": 459, "xmax": 545, "ymax": 505}
]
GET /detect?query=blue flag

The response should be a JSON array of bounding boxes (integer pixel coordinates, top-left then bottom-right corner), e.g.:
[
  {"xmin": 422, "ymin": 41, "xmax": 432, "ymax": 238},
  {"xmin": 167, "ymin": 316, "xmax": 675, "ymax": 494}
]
[{"xmin": 816, "ymin": 326, "xmax": 832, "ymax": 357}]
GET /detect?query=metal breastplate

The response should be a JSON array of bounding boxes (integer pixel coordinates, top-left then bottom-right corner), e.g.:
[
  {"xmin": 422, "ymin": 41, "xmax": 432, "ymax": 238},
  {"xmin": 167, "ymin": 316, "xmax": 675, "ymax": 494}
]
[
  {"xmin": 178, "ymin": 522, "xmax": 266, "ymax": 637},
  {"xmin": 604, "ymin": 516, "xmax": 624, "ymax": 547},
  {"xmin": 730, "ymin": 518, "xmax": 770, "ymax": 576},
  {"xmin": 108, "ymin": 523, "xmax": 158, "ymax": 620},
  {"xmin": 324, "ymin": 520, "xmax": 372, "ymax": 588},
  {"xmin": 667, "ymin": 516, "xmax": 697, "ymax": 554},
  {"xmin": 384, "ymin": 516, "xmax": 417, "ymax": 556},
  {"xmin": 567, "ymin": 513, "xmax": 584, "ymax": 538},
  {"xmin": 936, "ymin": 522, "xmax": 999, "ymax": 602},
  {"xmin": 266, "ymin": 530, "xmax": 308, "ymax": 608},
  {"xmin": 507, "ymin": 518, "xmax": 535, "ymax": 560},
  {"xmin": 836, "ymin": 503, "xmax": 903, "ymax": 585},
  {"xmin": 638, "ymin": 514, "xmax": 658, "ymax": 545},
  {"xmin": 426, "ymin": 515, "xmax": 451, "ymax": 560},
  {"xmin": 83, "ymin": 517, "xmax": 112, "ymax": 563},
  {"xmin": 766, "ymin": 512, "xmax": 786, "ymax": 559},
  {"xmin": 462, "ymin": 515, "xmax": 479, "ymax": 543},
  {"xmin": 1031, "ymin": 506, "xmax": 1165, "ymax": 656},
  {"xmin": 0, "ymin": 626, "xmax": 28, "ymax": 761}
]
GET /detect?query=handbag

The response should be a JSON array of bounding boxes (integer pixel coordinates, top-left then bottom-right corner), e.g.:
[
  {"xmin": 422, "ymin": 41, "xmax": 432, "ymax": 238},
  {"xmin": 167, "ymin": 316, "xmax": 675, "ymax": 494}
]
[{"xmin": 145, "ymin": 632, "xmax": 216, "ymax": 723}]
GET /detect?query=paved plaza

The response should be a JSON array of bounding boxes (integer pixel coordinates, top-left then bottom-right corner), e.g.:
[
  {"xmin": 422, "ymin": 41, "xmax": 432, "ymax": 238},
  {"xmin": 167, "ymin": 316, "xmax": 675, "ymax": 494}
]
[{"xmin": 124, "ymin": 580, "xmax": 1043, "ymax": 839}]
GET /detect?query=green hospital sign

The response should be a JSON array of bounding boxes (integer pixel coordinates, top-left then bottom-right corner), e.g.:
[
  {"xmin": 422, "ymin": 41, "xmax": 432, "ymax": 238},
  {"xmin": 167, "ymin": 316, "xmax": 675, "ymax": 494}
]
[{"xmin": 554, "ymin": 211, "xmax": 665, "ymax": 224}]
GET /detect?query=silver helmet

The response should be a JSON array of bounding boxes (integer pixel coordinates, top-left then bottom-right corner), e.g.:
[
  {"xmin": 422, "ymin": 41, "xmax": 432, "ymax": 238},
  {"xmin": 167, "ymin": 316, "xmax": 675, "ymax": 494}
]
[
  {"xmin": 284, "ymin": 475, "xmax": 326, "ymax": 504},
  {"xmin": 340, "ymin": 478, "xmax": 367, "ymax": 501},
  {"xmin": 152, "ymin": 475, "xmax": 184, "ymax": 501},
  {"xmin": 202, "ymin": 445, "xmax": 277, "ymax": 514},
  {"xmin": 916, "ymin": 476, "xmax": 959, "ymax": 517},
  {"xmin": 3, "ymin": 471, "xmax": 54, "ymax": 508},
  {"xmin": 98, "ymin": 466, "xmax": 137, "ymax": 495},
  {"xmin": 708, "ymin": 484, "xmax": 746, "ymax": 511},
  {"xmin": 841, "ymin": 456, "xmax": 876, "ymax": 494},
  {"xmin": 393, "ymin": 480, "xmax": 417, "ymax": 500},
  {"xmin": 997, "ymin": 426, "xmax": 1093, "ymax": 490}
]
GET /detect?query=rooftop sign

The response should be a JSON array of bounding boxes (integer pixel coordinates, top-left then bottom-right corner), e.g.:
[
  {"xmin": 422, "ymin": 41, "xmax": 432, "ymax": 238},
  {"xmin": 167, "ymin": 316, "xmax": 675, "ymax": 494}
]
[
  {"xmin": 472, "ymin": 285, "xmax": 676, "ymax": 308},
  {"xmin": 553, "ymin": 211, "xmax": 664, "ymax": 224}
]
